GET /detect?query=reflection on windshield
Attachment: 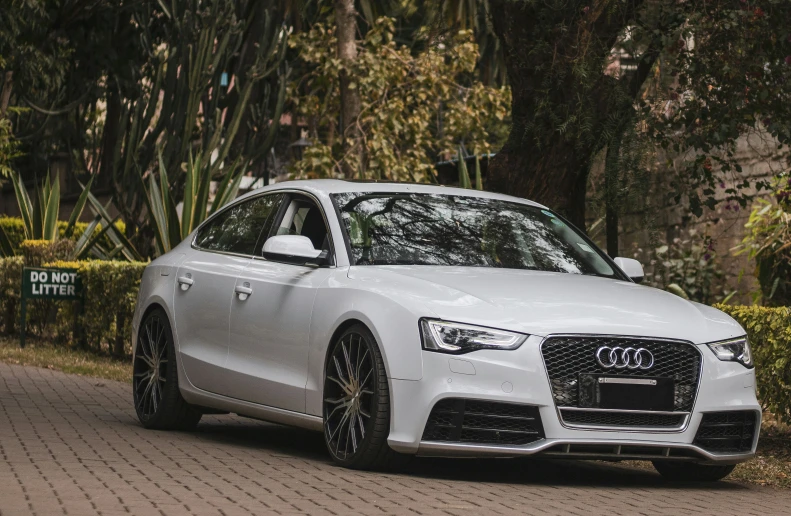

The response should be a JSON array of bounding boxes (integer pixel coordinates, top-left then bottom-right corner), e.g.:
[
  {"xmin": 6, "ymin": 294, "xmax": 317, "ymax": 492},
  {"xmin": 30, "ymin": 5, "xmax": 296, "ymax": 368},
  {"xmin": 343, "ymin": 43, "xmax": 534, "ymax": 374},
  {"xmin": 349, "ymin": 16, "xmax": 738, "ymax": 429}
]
[{"xmin": 332, "ymin": 192, "xmax": 616, "ymax": 278}]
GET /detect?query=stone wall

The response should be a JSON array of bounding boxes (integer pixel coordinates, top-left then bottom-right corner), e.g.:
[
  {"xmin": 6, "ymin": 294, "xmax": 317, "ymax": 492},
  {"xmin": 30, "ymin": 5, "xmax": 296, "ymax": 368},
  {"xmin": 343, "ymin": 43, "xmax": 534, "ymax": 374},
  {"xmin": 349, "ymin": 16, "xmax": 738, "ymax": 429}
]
[{"xmin": 597, "ymin": 130, "xmax": 788, "ymax": 303}]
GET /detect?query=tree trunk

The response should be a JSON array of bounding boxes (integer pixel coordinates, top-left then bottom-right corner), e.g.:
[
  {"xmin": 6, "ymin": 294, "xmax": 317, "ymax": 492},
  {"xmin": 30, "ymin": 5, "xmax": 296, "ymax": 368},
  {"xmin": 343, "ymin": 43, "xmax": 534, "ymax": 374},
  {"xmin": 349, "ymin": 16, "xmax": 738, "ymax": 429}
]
[
  {"xmin": 335, "ymin": 0, "xmax": 362, "ymax": 178},
  {"xmin": 605, "ymin": 139, "xmax": 621, "ymax": 257},
  {"xmin": 486, "ymin": 0, "xmax": 641, "ymax": 231},
  {"xmin": 0, "ymin": 71, "xmax": 12, "ymax": 117}
]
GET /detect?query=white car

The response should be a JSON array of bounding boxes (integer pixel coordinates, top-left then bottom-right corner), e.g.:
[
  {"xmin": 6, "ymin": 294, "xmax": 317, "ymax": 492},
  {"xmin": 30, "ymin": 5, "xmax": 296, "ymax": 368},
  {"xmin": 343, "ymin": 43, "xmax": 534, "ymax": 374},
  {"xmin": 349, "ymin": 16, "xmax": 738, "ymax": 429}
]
[{"xmin": 131, "ymin": 180, "xmax": 759, "ymax": 481}]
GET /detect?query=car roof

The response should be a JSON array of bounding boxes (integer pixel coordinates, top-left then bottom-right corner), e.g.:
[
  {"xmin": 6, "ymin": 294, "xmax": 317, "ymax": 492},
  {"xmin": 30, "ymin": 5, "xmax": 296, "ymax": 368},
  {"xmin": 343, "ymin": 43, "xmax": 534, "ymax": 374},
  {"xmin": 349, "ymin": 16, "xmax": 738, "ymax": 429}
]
[{"xmin": 242, "ymin": 179, "xmax": 548, "ymax": 209}]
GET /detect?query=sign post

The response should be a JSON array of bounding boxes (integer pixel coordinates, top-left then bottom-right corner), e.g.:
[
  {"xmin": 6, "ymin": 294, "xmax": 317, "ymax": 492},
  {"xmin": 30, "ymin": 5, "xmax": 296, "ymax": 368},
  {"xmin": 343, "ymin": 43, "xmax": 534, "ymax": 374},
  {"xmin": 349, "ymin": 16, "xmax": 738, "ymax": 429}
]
[{"xmin": 20, "ymin": 267, "xmax": 83, "ymax": 348}]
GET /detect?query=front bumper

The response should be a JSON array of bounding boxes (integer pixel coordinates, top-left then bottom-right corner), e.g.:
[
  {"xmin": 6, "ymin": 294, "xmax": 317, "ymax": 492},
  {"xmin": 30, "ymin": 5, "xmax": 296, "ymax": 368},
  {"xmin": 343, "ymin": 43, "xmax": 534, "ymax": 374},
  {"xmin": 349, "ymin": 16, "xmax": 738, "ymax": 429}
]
[{"xmin": 387, "ymin": 335, "xmax": 760, "ymax": 464}]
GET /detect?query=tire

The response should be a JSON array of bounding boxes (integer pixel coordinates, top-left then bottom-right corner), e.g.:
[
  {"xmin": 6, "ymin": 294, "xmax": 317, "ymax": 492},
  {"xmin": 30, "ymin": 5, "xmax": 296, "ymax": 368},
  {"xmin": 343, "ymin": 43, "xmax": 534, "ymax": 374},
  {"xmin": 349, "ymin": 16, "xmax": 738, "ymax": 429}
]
[
  {"xmin": 322, "ymin": 323, "xmax": 407, "ymax": 470},
  {"xmin": 652, "ymin": 461, "xmax": 736, "ymax": 482},
  {"xmin": 133, "ymin": 307, "xmax": 201, "ymax": 431}
]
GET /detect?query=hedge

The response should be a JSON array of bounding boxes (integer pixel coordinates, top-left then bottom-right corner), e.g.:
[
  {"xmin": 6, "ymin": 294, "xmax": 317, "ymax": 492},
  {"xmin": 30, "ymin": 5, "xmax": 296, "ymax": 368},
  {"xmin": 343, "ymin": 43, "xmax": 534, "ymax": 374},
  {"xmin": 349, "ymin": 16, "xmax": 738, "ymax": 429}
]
[
  {"xmin": 717, "ymin": 304, "xmax": 791, "ymax": 425},
  {"xmin": 0, "ymin": 239, "xmax": 147, "ymax": 356},
  {"xmin": 0, "ymin": 255, "xmax": 23, "ymax": 333},
  {"xmin": 46, "ymin": 260, "xmax": 147, "ymax": 356},
  {"xmin": 0, "ymin": 216, "xmax": 126, "ymax": 254}
]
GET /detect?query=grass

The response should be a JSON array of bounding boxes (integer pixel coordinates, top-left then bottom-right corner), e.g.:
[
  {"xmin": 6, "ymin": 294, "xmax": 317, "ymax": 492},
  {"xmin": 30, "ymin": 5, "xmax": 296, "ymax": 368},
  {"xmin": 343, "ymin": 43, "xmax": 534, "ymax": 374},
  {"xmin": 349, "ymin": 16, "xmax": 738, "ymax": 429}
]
[
  {"xmin": 0, "ymin": 336, "xmax": 789, "ymax": 487},
  {"xmin": 0, "ymin": 335, "xmax": 131, "ymax": 383}
]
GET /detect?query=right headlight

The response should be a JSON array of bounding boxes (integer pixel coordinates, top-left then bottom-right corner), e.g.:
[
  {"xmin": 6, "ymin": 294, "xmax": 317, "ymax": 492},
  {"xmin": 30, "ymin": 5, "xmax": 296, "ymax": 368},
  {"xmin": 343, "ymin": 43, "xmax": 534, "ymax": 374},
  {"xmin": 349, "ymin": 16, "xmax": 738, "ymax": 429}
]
[
  {"xmin": 707, "ymin": 336, "xmax": 753, "ymax": 369},
  {"xmin": 419, "ymin": 319, "xmax": 528, "ymax": 355}
]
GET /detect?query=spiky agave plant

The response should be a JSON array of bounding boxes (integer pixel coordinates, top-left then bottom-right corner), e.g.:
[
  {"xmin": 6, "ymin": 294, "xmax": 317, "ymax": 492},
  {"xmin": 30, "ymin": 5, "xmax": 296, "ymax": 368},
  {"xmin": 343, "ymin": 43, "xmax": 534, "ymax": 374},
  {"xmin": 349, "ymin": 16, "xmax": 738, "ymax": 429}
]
[
  {"xmin": 143, "ymin": 148, "xmax": 245, "ymax": 256},
  {"xmin": 3, "ymin": 171, "xmax": 94, "ymax": 258}
]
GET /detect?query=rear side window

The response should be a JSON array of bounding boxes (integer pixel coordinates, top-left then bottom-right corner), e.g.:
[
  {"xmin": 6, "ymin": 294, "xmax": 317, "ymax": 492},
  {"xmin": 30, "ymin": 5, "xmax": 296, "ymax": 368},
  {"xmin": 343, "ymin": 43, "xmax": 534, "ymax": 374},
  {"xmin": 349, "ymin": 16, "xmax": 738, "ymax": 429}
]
[{"xmin": 194, "ymin": 194, "xmax": 283, "ymax": 255}]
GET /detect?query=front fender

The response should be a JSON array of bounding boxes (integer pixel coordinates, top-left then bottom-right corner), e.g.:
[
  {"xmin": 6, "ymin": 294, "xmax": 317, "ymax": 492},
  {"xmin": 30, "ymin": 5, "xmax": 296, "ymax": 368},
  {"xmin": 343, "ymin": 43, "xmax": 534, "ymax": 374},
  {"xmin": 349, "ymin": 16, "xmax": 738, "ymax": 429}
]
[{"xmin": 305, "ymin": 271, "xmax": 437, "ymax": 416}]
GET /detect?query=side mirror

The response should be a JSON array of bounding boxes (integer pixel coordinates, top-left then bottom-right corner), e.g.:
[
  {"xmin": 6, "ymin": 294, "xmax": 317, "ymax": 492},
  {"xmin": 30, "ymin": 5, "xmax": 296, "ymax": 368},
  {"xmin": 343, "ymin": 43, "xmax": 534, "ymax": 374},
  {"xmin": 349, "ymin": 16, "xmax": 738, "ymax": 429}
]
[
  {"xmin": 614, "ymin": 257, "xmax": 644, "ymax": 283},
  {"xmin": 262, "ymin": 235, "xmax": 328, "ymax": 266}
]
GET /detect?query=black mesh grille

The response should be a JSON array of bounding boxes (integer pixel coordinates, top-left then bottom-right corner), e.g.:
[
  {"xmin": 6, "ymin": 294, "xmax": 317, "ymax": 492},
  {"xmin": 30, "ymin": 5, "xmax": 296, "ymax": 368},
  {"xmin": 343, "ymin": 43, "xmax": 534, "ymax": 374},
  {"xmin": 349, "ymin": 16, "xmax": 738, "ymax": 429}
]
[
  {"xmin": 541, "ymin": 336, "xmax": 702, "ymax": 412},
  {"xmin": 693, "ymin": 411, "xmax": 757, "ymax": 453},
  {"xmin": 560, "ymin": 409, "xmax": 686, "ymax": 428},
  {"xmin": 422, "ymin": 399, "xmax": 544, "ymax": 446}
]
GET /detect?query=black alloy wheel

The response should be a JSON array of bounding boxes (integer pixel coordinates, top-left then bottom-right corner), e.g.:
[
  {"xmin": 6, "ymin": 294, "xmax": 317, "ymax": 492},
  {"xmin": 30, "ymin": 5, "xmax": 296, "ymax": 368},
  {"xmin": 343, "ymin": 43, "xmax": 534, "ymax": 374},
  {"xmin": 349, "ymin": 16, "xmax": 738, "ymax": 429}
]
[
  {"xmin": 133, "ymin": 307, "xmax": 201, "ymax": 430},
  {"xmin": 322, "ymin": 324, "xmax": 405, "ymax": 470}
]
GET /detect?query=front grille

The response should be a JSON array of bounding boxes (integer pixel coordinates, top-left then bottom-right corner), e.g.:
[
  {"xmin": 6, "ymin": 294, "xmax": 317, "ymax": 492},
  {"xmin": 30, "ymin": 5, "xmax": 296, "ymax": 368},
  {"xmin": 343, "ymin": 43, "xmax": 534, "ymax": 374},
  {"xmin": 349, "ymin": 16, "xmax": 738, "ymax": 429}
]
[
  {"xmin": 422, "ymin": 398, "xmax": 544, "ymax": 446},
  {"xmin": 541, "ymin": 336, "xmax": 702, "ymax": 412},
  {"xmin": 560, "ymin": 409, "xmax": 686, "ymax": 428},
  {"xmin": 694, "ymin": 411, "xmax": 757, "ymax": 453}
]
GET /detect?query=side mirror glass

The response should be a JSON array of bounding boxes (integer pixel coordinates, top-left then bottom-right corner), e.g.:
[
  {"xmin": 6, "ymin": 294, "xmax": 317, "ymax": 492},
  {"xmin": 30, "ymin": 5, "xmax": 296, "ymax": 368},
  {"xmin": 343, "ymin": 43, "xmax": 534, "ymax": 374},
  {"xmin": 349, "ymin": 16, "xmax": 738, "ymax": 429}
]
[
  {"xmin": 262, "ymin": 235, "xmax": 327, "ymax": 265},
  {"xmin": 614, "ymin": 257, "xmax": 644, "ymax": 283}
]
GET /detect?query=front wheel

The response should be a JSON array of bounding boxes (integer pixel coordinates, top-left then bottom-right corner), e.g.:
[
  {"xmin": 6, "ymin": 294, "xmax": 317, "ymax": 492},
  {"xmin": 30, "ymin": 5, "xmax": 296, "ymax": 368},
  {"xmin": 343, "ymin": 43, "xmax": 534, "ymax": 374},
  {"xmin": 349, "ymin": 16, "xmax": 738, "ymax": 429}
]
[
  {"xmin": 652, "ymin": 461, "xmax": 736, "ymax": 482},
  {"xmin": 322, "ymin": 324, "xmax": 406, "ymax": 470},
  {"xmin": 133, "ymin": 307, "xmax": 201, "ymax": 431}
]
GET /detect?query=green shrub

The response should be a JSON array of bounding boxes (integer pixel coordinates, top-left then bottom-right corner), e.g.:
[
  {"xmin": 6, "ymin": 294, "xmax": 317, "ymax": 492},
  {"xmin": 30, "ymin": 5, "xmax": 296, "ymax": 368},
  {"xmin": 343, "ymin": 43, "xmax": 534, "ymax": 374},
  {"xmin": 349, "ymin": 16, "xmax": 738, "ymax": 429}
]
[
  {"xmin": 0, "ymin": 216, "xmax": 127, "ymax": 255},
  {"xmin": 0, "ymin": 256, "xmax": 23, "ymax": 333},
  {"xmin": 717, "ymin": 304, "xmax": 791, "ymax": 424},
  {"xmin": 47, "ymin": 260, "xmax": 147, "ymax": 356},
  {"xmin": 20, "ymin": 239, "xmax": 76, "ymax": 266},
  {"xmin": 736, "ymin": 197, "xmax": 791, "ymax": 306}
]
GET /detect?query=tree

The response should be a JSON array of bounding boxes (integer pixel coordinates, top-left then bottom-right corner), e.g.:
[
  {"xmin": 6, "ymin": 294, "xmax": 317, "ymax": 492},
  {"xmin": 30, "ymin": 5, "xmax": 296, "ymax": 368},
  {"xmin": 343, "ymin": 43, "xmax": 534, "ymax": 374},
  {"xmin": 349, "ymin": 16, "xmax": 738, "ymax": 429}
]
[
  {"xmin": 486, "ymin": 0, "xmax": 791, "ymax": 234},
  {"xmin": 289, "ymin": 17, "xmax": 510, "ymax": 181}
]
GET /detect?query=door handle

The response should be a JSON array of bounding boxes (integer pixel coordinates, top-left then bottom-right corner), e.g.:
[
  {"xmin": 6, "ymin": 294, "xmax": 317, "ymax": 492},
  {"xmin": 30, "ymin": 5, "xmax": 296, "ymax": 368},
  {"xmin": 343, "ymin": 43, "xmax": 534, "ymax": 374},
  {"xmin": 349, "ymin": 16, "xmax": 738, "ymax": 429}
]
[
  {"xmin": 235, "ymin": 284, "xmax": 253, "ymax": 301},
  {"xmin": 177, "ymin": 276, "xmax": 194, "ymax": 291}
]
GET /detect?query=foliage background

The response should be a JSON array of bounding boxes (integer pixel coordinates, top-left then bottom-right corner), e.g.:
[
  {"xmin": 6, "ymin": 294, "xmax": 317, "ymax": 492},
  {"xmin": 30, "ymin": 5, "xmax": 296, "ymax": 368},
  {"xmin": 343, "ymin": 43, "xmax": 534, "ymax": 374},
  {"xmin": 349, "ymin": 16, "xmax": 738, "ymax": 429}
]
[{"xmin": 289, "ymin": 17, "xmax": 510, "ymax": 181}]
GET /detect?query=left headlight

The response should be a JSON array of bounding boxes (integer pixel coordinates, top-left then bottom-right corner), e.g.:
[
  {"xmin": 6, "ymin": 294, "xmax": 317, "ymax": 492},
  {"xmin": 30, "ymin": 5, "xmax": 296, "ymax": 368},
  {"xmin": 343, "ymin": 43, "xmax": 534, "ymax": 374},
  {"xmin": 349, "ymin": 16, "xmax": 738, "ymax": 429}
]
[
  {"xmin": 419, "ymin": 319, "xmax": 528, "ymax": 355},
  {"xmin": 707, "ymin": 336, "xmax": 753, "ymax": 369}
]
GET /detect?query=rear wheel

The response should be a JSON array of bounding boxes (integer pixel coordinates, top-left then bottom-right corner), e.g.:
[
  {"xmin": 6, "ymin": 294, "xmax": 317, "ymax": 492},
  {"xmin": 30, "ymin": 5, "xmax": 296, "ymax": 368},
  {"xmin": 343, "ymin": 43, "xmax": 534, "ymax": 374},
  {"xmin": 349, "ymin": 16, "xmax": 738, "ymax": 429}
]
[
  {"xmin": 322, "ymin": 324, "xmax": 405, "ymax": 470},
  {"xmin": 133, "ymin": 307, "xmax": 201, "ymax": 431},
  {"xmin": 652, "ymin": 461, "xmax": 736, "ymax": 482}
]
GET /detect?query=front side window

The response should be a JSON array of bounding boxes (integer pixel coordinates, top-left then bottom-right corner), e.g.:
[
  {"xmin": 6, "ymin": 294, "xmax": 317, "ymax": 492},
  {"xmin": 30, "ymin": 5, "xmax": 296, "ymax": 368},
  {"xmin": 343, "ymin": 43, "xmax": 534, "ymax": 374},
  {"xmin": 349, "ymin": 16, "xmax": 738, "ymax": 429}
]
[
  {"xmin": 332, "ymin": 192, "xmax": 618, "ymax": 278},
  {"xmin": 275, "ymin": 195, "xmax": 330, "ymax": 251},
  {"xmin": 194, "ymin": 194, "xmax": 283, "ymax": 255}
]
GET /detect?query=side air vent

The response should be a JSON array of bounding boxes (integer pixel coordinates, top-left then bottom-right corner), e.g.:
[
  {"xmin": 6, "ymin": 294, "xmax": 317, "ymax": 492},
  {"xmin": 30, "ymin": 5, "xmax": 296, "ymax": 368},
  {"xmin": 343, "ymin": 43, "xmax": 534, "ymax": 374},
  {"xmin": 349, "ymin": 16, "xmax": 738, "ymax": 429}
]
[
  {"xmin": 693, "ymin": 411, "xmax": 757, "ymax": 453},
  {"xmin": 422, "ymin": 398, "xmax": 544, "ymax": 446}
]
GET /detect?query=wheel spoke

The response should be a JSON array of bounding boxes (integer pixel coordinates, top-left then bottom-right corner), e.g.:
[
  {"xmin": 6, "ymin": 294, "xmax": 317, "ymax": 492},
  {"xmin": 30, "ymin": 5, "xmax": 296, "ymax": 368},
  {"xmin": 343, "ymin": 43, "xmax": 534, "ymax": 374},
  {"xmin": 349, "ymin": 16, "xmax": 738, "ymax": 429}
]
[
  {"xmin": 150, "ymin": 381, "xmax": 158, "ymax": 412},
  {"xmin": 342, "ymin": 341, "xmax": 355, "ymax": 387},
  {"xmin": 359, "ymin": 368, "xmax": 373, "ymax": 389},
  {"xmin": 348, "ymin": 412, "xmax": 358, "ymax": 453},
  {"xmin": 137, "ymin": 380, "xmax": 154, "ymax": 409},
  {"xmin": 357, "ymin": 413, "xmax": 365, "ymax": 439},
  {"xmin": 332, "ymin": 358, "xmax": 353, "ymax": 395}
]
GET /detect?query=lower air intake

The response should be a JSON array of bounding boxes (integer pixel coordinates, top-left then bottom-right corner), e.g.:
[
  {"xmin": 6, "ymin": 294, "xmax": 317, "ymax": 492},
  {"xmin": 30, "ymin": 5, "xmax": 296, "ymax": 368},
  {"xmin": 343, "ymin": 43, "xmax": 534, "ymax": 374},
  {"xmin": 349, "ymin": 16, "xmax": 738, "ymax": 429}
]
[
  {"xmin": 422, "ymin": 398, "xmax": 544, "ymax": 446},
  {"xmin": 693, "ymin": 411, "xmax": 757, "ymax": 453}
]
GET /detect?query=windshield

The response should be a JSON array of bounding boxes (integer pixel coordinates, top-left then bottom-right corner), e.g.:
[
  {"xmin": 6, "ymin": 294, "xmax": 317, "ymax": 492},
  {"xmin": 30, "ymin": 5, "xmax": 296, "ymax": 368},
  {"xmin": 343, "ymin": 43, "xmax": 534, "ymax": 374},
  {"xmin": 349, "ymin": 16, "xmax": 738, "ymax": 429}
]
[{"xmin": 331, "ymin": 192, "xmax": 619, "ymax": 278}]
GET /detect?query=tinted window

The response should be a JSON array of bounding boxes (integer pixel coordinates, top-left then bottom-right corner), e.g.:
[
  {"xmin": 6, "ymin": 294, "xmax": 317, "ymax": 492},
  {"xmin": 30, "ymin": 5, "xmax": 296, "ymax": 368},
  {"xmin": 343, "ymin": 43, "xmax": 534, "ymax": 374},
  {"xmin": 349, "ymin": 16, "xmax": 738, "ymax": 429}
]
[
  {"xmin": 194, "ymin": 194, "xmax": 283, "ymax": 255},
  {"xmin": 332, "ymin": 192, "xmax": 617, "ymax": 278}
]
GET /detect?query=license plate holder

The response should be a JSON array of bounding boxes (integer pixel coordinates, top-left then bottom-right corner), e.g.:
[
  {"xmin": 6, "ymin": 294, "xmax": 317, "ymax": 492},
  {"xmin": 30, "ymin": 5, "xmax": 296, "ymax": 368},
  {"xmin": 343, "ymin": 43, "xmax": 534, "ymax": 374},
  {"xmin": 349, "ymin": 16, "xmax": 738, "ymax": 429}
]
[{"xmin": 578, "ymin": 374, "xmax": 675, "ymax": 411}]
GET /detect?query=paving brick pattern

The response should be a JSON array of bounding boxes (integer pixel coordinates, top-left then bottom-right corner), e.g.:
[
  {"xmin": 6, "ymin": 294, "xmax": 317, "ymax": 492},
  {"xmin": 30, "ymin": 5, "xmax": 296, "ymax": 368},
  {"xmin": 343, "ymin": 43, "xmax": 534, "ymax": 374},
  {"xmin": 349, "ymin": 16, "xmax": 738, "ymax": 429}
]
[{"xmin": 1, "ymin": 362, "xmax": 790, "ymax": 516}]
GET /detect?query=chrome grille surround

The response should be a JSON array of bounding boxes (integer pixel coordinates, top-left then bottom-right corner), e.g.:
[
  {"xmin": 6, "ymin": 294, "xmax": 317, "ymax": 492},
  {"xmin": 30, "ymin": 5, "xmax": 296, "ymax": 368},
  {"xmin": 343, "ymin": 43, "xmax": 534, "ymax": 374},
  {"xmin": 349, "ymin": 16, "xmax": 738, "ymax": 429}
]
[{"xmin": 540, "ymin": 334, "xmax": 703, "ymax": 432}]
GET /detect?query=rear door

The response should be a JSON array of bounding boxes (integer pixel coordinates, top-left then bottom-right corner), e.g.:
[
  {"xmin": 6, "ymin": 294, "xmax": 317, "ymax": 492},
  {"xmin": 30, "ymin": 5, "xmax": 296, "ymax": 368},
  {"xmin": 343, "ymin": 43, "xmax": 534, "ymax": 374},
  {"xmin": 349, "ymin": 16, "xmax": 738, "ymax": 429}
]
[{"xmin": 173, "ymin": 194, "xmax": 284, "ymax": 394}]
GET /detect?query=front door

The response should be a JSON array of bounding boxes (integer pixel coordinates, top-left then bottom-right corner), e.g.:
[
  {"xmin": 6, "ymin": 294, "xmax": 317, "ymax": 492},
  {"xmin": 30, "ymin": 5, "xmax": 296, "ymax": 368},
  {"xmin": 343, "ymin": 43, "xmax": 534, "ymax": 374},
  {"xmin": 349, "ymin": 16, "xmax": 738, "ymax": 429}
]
[{"xmin": 224, "ymin": 193, "xmax": 334, "ymax": 412}]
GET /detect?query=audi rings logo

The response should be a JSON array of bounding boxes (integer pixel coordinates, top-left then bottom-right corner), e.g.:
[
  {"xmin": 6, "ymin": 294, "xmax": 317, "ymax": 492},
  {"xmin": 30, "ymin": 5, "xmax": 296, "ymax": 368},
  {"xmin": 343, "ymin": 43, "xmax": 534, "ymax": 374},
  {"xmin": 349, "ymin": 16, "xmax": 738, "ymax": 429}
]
[{"xmin": 595, "ymin": 346, "xmax": 655, "ymax": 370}]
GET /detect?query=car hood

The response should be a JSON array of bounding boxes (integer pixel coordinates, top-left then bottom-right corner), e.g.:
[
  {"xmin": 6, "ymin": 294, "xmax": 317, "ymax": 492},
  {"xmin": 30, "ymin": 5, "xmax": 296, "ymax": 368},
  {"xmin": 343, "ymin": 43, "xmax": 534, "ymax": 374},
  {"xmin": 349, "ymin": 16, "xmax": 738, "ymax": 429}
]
[{"xmin": 347, "ymin": 266, "xmax": 743, "ymax": 344}]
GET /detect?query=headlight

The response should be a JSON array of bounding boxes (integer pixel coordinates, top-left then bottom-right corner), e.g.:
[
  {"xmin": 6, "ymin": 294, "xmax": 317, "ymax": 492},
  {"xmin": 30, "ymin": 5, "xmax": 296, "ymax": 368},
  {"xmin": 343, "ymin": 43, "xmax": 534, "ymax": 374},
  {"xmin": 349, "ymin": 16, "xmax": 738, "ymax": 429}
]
[
  {"xmin": 419, "ymin": 319, "xmax": 528, "ymax": 354},
  {"xmin": 707, "ymin": 337, "xmax": 753, "ymax": 368}
]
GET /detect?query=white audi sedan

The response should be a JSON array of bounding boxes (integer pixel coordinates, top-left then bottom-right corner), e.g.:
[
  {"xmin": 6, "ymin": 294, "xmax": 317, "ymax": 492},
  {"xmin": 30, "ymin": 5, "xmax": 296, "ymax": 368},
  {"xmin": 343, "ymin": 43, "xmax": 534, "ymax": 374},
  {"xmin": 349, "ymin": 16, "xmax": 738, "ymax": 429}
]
[{"xmin": 131, "ymin": 180, "xmax": 759, "ymax": 481}]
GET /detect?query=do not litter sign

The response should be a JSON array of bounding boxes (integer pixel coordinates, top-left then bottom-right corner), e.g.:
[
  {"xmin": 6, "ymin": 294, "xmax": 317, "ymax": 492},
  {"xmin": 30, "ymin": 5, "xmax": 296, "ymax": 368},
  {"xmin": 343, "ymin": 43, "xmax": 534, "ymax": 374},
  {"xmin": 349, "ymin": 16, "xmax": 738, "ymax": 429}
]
[
  {"xmin": 20, "ymin": 267, "xmax": 84, "ymax": 348},
  {"xmin": 24, "ymin": 268, "xmax": 82, "ymax": 298}
]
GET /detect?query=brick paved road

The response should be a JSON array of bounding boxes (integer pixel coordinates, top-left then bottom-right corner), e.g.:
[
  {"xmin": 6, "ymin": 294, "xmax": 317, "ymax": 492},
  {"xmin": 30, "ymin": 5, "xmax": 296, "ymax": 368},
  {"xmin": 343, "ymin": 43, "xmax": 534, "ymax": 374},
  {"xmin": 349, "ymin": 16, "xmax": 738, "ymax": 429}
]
[{"xmin": 1, "ymin": 362, "xmax": 790, "ymax": 516}]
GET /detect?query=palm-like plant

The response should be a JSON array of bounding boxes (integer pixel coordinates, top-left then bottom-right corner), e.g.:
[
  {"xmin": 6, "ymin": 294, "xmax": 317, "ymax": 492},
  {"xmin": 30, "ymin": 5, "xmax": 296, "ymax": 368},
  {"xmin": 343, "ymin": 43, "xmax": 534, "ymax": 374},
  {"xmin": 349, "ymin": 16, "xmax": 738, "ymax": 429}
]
[
  {"xmin": 144, "ymin": 149, "xmax": 245, "ymax": 256},
  {"xmin": 2, "ymin": 171, "xmax": 94, "ymax": 257}
]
